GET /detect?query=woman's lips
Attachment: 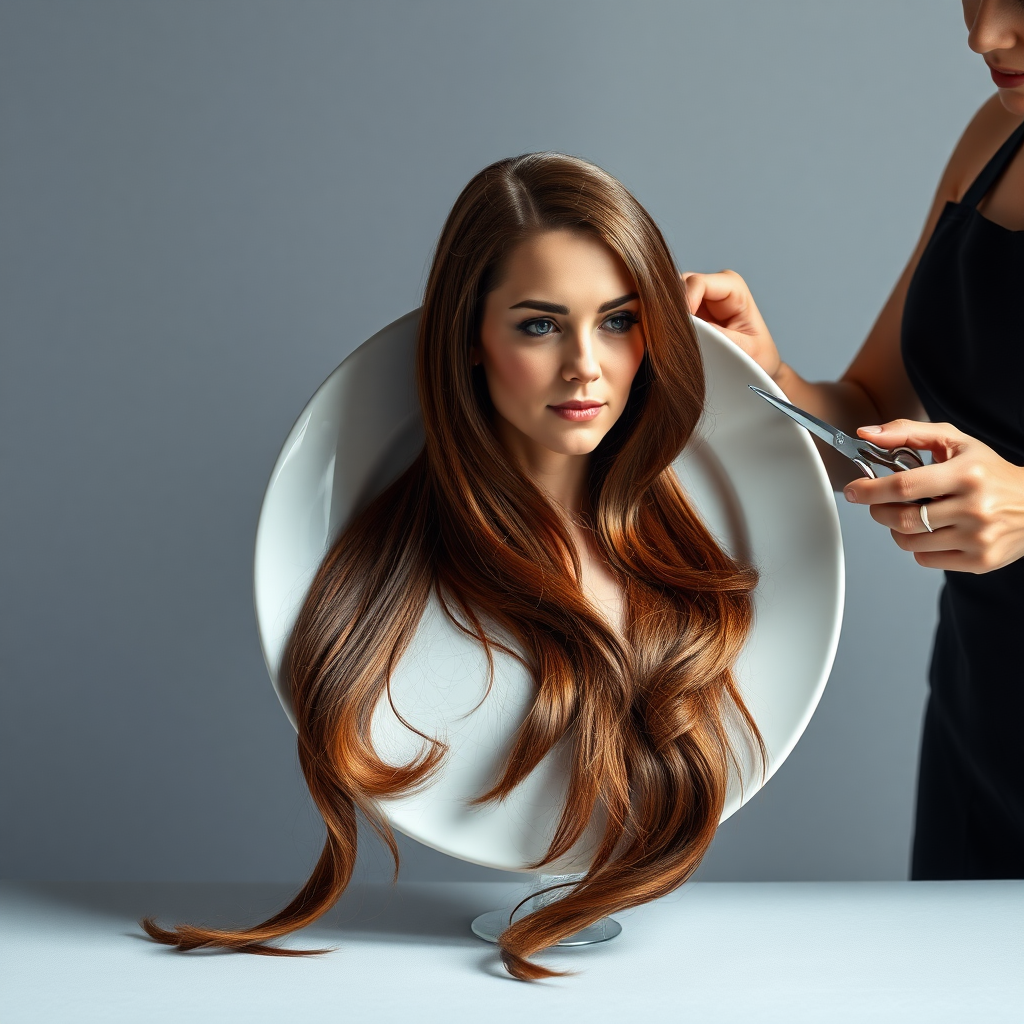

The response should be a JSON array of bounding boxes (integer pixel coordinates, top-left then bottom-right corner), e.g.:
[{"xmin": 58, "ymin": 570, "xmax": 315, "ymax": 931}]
[
  {"xmin": 989, "ymin": 64, "xmax": 1024, "ymax": 89},
  {"xmin": 549, "ymin": 400, "xmax": 604, "ymax": 421}
]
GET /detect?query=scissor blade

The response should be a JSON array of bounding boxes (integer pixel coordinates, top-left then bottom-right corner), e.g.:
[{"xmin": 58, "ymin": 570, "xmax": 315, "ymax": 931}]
[{"xmin": 748, "ymin": 385, "xmax": 856, "ymax": 456}]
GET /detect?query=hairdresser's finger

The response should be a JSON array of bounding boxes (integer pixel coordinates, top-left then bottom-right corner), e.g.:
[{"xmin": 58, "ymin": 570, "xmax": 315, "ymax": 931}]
[
  {"xmin": 889, "ymin": 524, "xmax": 959, "ymax": 552},
  {"xmin": 854, "ymin": 419, "xmax": 969, "ymax": 464},
  {"xmin": 843, "ymin": 461, "xmax": 952, "ymax": 507},
  {"xmin": 868, "ymin": 495, "xmax": 954, "ymax": 534}
]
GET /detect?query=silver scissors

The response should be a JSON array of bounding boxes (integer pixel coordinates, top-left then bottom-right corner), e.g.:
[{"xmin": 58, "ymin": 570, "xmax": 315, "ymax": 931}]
[{"xmin": 749, "ymin": 385, "xmax": 929, "ymax": 499}]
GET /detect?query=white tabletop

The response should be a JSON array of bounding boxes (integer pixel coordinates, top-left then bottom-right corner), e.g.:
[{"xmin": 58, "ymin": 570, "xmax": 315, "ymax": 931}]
[{"xmin": 3, "ymin": 879, "xmax": 1021, "ymax": 1023}]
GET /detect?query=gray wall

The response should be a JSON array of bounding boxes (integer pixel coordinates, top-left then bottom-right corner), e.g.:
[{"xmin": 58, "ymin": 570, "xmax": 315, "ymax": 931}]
[{"xmin": 1, "ymin": 1, "xmax": 991, "ymax": 883}]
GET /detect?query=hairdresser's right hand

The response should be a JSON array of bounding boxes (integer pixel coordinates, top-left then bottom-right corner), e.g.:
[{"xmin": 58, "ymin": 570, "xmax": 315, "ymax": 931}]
[{"xmin": 681, "ymin": 270, "xmax": 782, "ymax": 381}]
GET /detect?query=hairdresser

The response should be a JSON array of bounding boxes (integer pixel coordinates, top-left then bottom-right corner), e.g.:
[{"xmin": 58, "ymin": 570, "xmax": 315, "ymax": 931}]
[{"xmin": 684, "ymin": 0, "xmax": 1024, "ymax": 880}]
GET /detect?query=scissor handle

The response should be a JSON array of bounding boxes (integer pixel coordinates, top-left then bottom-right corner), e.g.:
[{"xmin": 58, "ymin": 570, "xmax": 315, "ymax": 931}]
[
  {"xmin": 851, "ymin": 456, "xmax": 877, "ymax": 480},
  {"xmin": 852, "ymin": 445, "xmax": 931, "ymax": 504},
  {"xmin": 889, "ymin": 446, "xmax": 925, "ymax": 472},
  {"xmin": 854, "ymin": 440, "xmax": 925, "ymax": 473}
]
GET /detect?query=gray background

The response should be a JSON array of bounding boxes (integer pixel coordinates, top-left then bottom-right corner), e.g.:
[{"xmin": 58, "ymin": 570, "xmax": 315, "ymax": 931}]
[{"xmin": 1, "ymin": 1, "xmax": 992, "ymax": 884}]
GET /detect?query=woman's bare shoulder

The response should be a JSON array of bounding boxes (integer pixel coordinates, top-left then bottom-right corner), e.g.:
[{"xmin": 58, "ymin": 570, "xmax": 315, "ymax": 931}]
[{"xmin": 944, "ymin": 94, "xmax": 1024, "ymax": 202}]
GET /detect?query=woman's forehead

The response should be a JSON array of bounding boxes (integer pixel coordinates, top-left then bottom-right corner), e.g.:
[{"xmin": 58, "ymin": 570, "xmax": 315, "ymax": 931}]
[{"xmin": 490, "ymin": 229, "xmax": 637, "ymax": 310}]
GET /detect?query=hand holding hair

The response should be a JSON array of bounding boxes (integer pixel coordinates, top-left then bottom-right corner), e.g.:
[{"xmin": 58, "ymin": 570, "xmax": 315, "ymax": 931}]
[
  {"xmin": 843, "ymin": 420, "xmax": 1024, "ymax": 574},
  {"xmin": 680, "ymin": 269, "xmax": 782, "ymax": 380}
]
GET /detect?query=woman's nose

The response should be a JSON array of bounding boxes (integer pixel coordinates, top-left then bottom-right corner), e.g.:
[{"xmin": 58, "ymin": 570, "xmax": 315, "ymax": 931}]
[{"xmin": 562, "ymin": 331, "xmax": 601, "ymax": 383}]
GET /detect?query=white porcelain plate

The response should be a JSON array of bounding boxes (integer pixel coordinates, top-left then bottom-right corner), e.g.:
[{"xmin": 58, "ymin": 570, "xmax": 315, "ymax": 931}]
[{"xmin": 254, "ymin": 311, "xmax": 844, "ymax": 872}]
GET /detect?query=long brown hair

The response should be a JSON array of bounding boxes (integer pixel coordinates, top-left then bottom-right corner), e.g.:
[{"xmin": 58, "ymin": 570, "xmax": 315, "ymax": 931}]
[{"xmin": 143, "ymin": 152, "xmax": 762, "ymax": 980}]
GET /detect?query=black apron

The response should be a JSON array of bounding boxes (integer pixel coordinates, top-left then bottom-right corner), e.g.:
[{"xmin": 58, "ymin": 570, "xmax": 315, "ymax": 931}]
[{"xmin": 901, "ymin": 118, "xmax": 1024, "ymax": 879}]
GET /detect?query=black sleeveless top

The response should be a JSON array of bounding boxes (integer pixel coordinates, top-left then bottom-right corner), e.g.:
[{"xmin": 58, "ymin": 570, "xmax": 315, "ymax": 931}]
[{"xmin": 901, "ymin": 119, "xmax": 1024, "ymax": 879}]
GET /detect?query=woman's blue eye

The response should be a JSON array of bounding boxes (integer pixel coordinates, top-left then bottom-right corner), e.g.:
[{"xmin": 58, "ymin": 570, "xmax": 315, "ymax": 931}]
[
  {"xmin": 519, "ymin": 318, "xmax": 558, "ymax": 336},
  {"xmin": 604, "ymin": 312, "xmax": 639, "ymax": 333}
]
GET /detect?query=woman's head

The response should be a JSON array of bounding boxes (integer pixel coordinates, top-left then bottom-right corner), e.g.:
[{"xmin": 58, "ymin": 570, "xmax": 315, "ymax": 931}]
[{"xmin": 417, "ymin": 153, "xmax": 706, "ymax": 515}]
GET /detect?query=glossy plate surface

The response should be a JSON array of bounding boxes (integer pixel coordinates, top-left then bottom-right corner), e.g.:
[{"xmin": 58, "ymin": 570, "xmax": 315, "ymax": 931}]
[{"xmin": 254, "ymin": 311, "xmax": 844, "ymax": 872}]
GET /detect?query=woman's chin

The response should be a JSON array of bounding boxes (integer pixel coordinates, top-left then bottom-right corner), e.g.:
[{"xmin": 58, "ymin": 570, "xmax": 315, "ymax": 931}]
[
  {"xmin": 511, "ymin": 426, "xmax": 610, "ymax": 460},
  {"xmin": 543, "ymin": 428, "xmax": 610, "ymax": 457}
]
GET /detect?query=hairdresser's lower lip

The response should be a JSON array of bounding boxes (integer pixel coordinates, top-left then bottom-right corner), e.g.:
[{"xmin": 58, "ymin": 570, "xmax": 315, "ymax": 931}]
[
  {"xmin": 549, "ymin": 403, "xmax": 604, "ymax": 421},
  {"xmin": 989, "ymin": 65, "xmax": 1024, "ymax": 89}
]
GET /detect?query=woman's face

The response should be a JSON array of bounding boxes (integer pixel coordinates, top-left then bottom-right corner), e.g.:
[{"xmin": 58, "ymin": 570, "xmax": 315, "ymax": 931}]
[
  {"xmin": 476, "ymin": 229, "xmax": 646, "ymax": 470},
  {"xmin": 963, "ymin": 0, "xmax": 1024, "ymax": 114}
]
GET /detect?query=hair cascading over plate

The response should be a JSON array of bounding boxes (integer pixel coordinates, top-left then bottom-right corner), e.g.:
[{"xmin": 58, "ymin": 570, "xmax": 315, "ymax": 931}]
[{"xmin": 143, "ymin": 152, "xmax": 765, "ymax": 981}]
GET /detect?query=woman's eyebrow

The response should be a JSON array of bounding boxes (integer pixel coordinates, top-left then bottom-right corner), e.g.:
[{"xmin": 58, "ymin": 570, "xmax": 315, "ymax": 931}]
[
  {"xmin": 597, "ymin": 292, "xmax": 639, "ymax": 313},
  {"xmin": 508, "ymin": 299, "xmax": 569, "ymax": 314},
  {"xmin": 508, "ymin": 292, "xmax": 639, "ymax": 315}
]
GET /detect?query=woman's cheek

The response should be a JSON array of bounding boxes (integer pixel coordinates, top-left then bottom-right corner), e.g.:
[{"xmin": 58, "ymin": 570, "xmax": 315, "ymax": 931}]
[{"xmin": 491, "ymin": 350, "xmax": 552, "ymax": 410}]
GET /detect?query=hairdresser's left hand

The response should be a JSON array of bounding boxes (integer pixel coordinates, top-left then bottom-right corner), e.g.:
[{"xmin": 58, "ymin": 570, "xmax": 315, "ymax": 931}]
[{"xmin": 842, "ymin": 420, "xmax": 1024, "ymax": 573}]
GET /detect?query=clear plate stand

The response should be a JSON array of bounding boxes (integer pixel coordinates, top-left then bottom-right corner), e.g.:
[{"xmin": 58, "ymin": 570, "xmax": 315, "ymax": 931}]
[{"xmin": 470, "ymin": 873, "xmax": 622, "ymax": 946}]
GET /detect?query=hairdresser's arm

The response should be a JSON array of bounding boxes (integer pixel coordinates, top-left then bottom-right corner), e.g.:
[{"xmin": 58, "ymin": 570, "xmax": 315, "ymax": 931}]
[{"xmin": 681, "ymin": 103, "xmax": 996, "ymax": 490}]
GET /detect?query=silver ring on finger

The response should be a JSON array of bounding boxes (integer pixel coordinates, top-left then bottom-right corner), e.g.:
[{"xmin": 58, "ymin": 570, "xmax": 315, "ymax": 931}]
[{"xmin": 919, "ymin": 503, "xmax": 934, "ymax": 533}]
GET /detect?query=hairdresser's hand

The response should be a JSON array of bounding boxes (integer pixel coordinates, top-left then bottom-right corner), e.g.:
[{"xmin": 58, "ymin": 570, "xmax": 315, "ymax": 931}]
[
  {"xmin": 843, "ymin": 420, "xmax": 1024, "ymax": 574},
  {"xmin": 681, "ymin": 270, "xmax": 782, "ymax": 379}
]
